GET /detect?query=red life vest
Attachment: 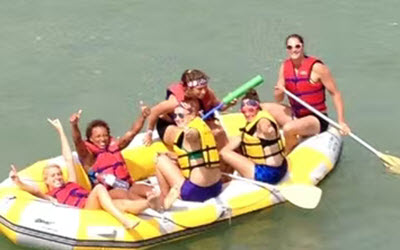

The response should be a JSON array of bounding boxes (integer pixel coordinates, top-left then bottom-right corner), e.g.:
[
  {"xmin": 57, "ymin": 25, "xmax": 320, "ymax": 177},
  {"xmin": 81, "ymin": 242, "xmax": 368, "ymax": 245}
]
[
  {"xmin": 167, "ymin": 82, "xmax": 215, "ymax": 113},
  {"xmin": 85, "ymin": 140, "xmax": 133, "ymax": 186},
  {"xmin": 47, "ymin": 182, "xmax": 88, "ymax": 208},
  {"xmin": 284, "ymin": 56, "xmax": 327, "ymax": 117}
]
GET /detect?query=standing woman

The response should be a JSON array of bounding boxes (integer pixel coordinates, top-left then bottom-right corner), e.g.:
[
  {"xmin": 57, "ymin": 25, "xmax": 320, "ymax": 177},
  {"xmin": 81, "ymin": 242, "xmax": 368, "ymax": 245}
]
[
  {"xmin": 143, "ymin": 69, "xmax": 232, "ymax": 151},
  {"xmin": 262, "ymin": 34, "xmax": 351, "ymax": 153}
]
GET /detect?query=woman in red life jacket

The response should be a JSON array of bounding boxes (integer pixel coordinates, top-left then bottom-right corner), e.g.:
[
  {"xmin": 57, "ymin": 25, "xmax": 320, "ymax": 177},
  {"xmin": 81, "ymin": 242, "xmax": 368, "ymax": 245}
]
[
  {"xmin": 10, "ymin": 119, "xmax": 160, "ymax": 229},
  {"xmin": 69, "ymin": 102, "xmax": 154, "ymax": 200},
  {"xmin": 143, "ymin": 69, "xmax": 234, "ymax": 152},
  {"xmin": 262, "ymin": 34, "xmax": 351, "ymax": 153}
]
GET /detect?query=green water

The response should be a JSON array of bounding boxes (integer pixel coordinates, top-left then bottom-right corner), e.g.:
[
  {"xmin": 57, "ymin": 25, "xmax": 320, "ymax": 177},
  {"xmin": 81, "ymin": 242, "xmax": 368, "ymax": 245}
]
[{"xmin": 1, "ymin": 0, "xmax": 400, "ymax": 249}]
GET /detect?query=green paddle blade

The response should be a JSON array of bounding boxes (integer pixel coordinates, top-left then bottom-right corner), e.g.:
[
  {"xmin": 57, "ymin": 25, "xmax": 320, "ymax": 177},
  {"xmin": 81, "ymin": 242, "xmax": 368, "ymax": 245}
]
[{"xmin": 279, "ymin": 184, "xmax": 323, "ymax": 209}]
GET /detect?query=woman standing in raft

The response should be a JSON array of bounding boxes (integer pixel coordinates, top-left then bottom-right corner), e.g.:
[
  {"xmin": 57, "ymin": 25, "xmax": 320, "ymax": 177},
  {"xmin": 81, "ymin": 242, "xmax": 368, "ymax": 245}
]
[
  {"xmin": 143, "ymin": 69, "xmax": 234, "ymax": 151},
  {"xmin": 155, "ymin": 98, "xmax": 222, "ymax": 209},
  {"xmin": 69, "ymin": 102, "xmax": 154, "ymax": 200},
  {"xmin": 262, "ymin": 34, "xmax": 350, "ymax": 153},
  {"xmin": 10, "ymin": 119, "xmax": 160, "ymax": 229},
  {"xmin": 220, "ymin": 90, "xmax": 287, "ymax": 184}
]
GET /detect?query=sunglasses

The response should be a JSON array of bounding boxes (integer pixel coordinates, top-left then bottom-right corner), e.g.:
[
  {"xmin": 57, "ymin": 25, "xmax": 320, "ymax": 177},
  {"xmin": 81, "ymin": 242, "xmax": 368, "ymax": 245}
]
[
  {"xmin": 286, "ymin": 44, "xmax": 302, "ymax": 50},
  {"xmin": 173, "ymin": 113, "xmax": 185, "ymax": 119},
  {"xmin": 241, "ymin": 99, "xmax": 260, "ymax": 109},
  {"xmin": 241, "ymin": 106, "xmax": 257, "ymax": 113}
]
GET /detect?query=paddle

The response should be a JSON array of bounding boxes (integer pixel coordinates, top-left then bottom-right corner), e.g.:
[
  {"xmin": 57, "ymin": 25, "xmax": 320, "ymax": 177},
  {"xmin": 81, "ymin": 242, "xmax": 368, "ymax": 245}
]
[
  {"xmin": 283, "ymin": 88, "xmax": 400, "ymax": 174},
  {"xmin": 202, "ymin": 75, "xmax": 264, "ymax": 120},
  {"xmin": 223, "ymin": 173, "xmax": 322, "ymax": 209}
]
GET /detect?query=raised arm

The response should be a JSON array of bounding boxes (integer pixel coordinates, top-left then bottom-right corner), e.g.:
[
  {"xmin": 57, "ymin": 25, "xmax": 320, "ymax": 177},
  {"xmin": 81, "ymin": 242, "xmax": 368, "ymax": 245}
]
[
  {"xmin": 143, "ymin": 97, "xmax": 179, "ymax": 146},
  {"xmin": 9, "ymin": 164, "xmax": 49, "ymax": 200},
  {"xmin": 274, "ymin": 64, "xmax": 285, "ymax": 103},
  {"xmin": 48, "ymin": 118, "xmax": 77, "ymax": 183},
  {"xmin": 117, "ymin": 101, "xmax": 151, "ymax": 150},
  {"xmin": 69, "ymin": 110, "xmax": 94, "ymax": 172}
]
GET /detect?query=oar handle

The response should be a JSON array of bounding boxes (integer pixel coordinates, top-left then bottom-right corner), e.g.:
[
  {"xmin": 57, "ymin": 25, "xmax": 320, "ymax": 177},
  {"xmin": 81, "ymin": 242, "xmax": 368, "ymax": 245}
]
[
  {"xmin": 202, "ymin": 103, "xmax": 224, "ymax": 120},
  {"xmin": 283, "ymin": 89, "xmax": 380, "ymax": 156}
]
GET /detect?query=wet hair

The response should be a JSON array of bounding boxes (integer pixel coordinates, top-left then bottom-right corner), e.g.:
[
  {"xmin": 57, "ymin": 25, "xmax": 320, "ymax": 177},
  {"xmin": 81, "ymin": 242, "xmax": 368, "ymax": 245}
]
[
  {"xmin": 85, "ymin": 119, "xmax": 110, "ymax": 141},
  {"xmin": 285, "ymin": 34, "xmax": 304, "ymax": 46},
  {"xmin": 242, "ymin": 89, "xmax": 260, "ymax": 102},
  {"xmin": 181, "ymin": 69, "xmax": 209, "ymax": 86}
]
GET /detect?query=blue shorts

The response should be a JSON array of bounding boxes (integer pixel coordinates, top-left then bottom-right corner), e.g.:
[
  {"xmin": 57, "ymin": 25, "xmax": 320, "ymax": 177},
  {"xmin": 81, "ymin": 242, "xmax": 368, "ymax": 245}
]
[
  {"xmin": 180, "ymin": 179, "xmax": 222, "ymax": 202},
  {"xmin": 254, "ymin": 160, "xmax": 287, "ymax": 184}
]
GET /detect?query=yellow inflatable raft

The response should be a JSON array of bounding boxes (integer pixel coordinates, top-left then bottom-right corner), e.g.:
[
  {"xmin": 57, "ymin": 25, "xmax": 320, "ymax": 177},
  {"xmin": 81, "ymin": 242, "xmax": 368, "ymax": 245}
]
[{"xmin": 0, "ymin": 113, "xmax": 342, "ymax": 249}]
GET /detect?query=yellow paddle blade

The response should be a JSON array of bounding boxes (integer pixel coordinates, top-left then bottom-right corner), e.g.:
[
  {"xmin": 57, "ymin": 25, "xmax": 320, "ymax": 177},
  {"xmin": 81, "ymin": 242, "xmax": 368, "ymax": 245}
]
[
  {"xmin": 379, "ymin": 153, "xmax": 400, "ymax": 174},
  {"xmin": 279, "ymin": 184, "xmax": 322, "ymax": 209}
]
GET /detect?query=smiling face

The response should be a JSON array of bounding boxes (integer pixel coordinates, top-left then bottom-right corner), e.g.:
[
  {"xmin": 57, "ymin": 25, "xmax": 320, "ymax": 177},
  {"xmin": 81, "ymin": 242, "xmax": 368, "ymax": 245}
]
[
  {"xmin": 241, "ymin": 99, "xmax": 260, "ymax": 122},
  {"xmin": 89, "ymin": 126, "xmax": 110, "ymax": 149},
  {"xmin": 43, "ymin": 165, "xmax": 65, "ymax": 190},
  {"xmin": 286, "ymin": 37, "xmax": 304, "ymax": 61}
]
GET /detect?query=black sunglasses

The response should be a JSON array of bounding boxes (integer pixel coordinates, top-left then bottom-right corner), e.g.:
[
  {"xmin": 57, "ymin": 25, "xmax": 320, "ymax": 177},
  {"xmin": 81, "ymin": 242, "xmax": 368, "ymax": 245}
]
[
  {"xmin": 173, "ymin": 113, "xmax": 185, "ymax": 119},
  {"xmin": 286, "ymin": 44, "xmax": 302, "ymax": 50}
]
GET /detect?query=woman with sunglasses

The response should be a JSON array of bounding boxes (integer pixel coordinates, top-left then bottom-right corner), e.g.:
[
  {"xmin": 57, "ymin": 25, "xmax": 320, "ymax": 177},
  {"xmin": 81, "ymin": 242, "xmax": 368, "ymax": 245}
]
[
  {"xmin": 262, "ymin": 34, "xmax": 350, "ymax": 153},
  {"xmin": 143, "ymin": 69, "xmax": 232, "ymax": 151},
  {"xmin": 220, "ymin": 90, "xmax": 287, "ymax": 184},
  {"xmin": 154, "ymin": 98, "xmax": 222, "ymax": 209}
]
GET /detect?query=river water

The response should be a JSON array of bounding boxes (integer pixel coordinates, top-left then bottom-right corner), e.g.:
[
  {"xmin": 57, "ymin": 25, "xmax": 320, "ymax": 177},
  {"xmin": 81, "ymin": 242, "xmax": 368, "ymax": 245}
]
[{"xmin": 1, "ymin": 0, "xmax": 400, "ymax": 249}]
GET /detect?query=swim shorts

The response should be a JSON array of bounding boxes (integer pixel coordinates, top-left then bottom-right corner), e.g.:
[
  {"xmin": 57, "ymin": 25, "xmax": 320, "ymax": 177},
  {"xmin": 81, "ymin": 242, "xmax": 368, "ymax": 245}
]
[
  {"xmin": 180, "ymin": 179, "xmax": 222, "ymax": 202},
  {"xmin": 254, "ymin": 159, "xmax": 288, "ymax": 184}
]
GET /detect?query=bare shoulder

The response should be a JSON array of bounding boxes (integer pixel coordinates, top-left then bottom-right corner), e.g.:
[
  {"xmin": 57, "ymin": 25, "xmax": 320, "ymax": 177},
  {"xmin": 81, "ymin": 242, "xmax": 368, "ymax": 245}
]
[{"xmin": 312, "ymin": 62, "xmax": 330, "ymax": 75}]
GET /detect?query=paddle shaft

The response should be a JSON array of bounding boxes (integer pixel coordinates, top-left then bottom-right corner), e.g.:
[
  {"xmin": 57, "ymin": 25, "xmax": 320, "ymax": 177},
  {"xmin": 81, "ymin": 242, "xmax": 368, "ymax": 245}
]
[
  {"xmin": 283, "ymin": 89, "xmax": 381, "ymax": 156},
  {"xmin": 223, "ymin": 173, "xmax": 279, "ymax": 193}
]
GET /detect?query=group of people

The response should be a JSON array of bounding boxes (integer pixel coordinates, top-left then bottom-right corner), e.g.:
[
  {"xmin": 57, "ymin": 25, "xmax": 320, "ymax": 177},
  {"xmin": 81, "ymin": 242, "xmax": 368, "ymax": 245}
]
[{"xmin": 10, "ymin": 34, "xmax": 350, "ymax": 229}]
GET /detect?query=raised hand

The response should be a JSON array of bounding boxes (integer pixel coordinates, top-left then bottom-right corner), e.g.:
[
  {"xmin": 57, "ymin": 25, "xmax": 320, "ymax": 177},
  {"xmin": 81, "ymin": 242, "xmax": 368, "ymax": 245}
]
[
  {"xmin": 47, "ymin": 118, "xmax": 63, "ymax": 131},
  {"xmin": 69, "ymin": 109, "xmax": 82, "ymax": 125},
  {"xmin": 140, "ymin": 101, "xmax": 151, "ymax": 119},
  {"xmin": 9, "ymin": 164, "xmax": 20, "ymax": 184}
]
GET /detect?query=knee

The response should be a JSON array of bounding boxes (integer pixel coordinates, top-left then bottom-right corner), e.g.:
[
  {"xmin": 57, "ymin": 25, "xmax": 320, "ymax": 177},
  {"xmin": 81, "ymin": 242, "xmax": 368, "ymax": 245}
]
[
  {"xmin": 283, "ymin": 123, "xmax": 296, "ymax": 136},
  {"xmin": 155, "ymin": 154, "xmax": 169, "ymax": 167},
  {"xmin": 92, "ymin": 184, "xmax": 106, "ymax": 194}
]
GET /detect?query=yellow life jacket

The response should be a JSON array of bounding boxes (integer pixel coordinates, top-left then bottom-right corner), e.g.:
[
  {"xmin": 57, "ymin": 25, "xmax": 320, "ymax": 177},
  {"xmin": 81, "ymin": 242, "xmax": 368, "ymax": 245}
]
[
  {"xmin": 173, "ymin": 117, "xmax": 220, "ymax": 178},
  {"xmin": 240, "ymin": 111, "xmax": 285, "ymax": 164}
]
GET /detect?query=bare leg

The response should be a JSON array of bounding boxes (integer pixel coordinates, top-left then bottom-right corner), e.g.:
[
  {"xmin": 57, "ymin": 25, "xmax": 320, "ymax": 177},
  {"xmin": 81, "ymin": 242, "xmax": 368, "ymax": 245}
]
[
  {"xmin": 112, "ymin": 199, "xmax": 149, "ymax": 214},
  {"xmin": 155, "ymin": 155, "xmax": 185, "ymax": 209},
  {"xmin": 220, "ymin": 147, "xmax": 255, "ymax": 179},
  {"xmin": 85, "ymin": 185, "xmax": 139, "ymax": 229},
  {"xmin": 260, "ymin": 102, "xmax": 293, "ymax": 127},
  {"xmin": 128, "ymin": 183, "xmax": 153, "ymax": 199},
  {"xmin": 282, "ymin": 115, "xmax": 320, "ymax": 153}
]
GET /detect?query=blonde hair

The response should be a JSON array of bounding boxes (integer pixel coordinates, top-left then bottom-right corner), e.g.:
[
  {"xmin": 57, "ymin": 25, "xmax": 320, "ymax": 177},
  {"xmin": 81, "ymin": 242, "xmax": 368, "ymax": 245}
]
[{"xmin": 42, "ymin": 164, "xmax": 61, "ymax": 179}]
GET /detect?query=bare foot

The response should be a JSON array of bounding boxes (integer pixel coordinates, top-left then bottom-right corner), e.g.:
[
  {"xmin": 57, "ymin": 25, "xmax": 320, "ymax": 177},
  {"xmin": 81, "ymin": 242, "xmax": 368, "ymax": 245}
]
[
  {"xmin": 163, "ymin": 185, "xmax": 180, "ymax": 210},
  {"xmin": 123, "ymin": 218, "xmax": 140, "ymax": 230},
  {"xmin": 146, "ymin": 190, "xmax": 162, "ymax": 212}
]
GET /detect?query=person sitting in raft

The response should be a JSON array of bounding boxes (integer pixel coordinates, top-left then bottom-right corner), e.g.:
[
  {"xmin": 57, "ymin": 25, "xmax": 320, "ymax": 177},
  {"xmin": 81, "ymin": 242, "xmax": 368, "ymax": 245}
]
[
  {"xmin": 69, "ymin": 102, "xmax": 153, "ymax": 200},
  {"xmin": 261, "ymin": 34, "xmax": 350, "ymax": 153},
  {"xmin": 220, "ymin": 90, "xmax": 287, "ymax": 184},
  {"xmin": 143, "ymin": 69, "xmax": 234, "ymax": 151},
  {"xmin": 154, "ymin": 98, "xmax": 222, "ymax": 209},
  {"xmin": 10, "ymin": 119, "xmax": 161, "ymax": 229}
]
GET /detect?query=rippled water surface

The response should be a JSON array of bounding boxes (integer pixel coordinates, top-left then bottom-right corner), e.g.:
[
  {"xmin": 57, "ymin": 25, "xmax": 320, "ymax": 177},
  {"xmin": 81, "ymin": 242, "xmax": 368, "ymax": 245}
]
[{"xmin": 1, "ymin": 0, "xmax": 400, "ymax": 249}]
